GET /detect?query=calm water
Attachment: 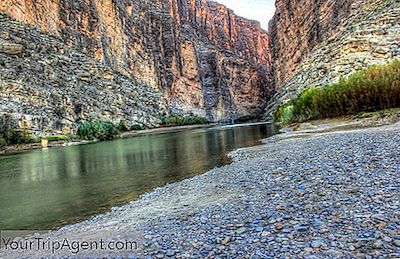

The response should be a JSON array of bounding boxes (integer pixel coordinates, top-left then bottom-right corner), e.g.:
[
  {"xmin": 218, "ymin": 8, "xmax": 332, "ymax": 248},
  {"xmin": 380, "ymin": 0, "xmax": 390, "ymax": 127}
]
[{"xmin": 0, "ymin": 123, "xmax": 276, "ymax": 230}]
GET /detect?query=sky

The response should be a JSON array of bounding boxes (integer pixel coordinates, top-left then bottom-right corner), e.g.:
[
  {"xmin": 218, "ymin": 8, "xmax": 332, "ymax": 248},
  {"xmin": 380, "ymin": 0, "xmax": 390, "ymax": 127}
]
[{"xmin": 215, "ymin": 0, "xmax": 276, "ymax": 29}]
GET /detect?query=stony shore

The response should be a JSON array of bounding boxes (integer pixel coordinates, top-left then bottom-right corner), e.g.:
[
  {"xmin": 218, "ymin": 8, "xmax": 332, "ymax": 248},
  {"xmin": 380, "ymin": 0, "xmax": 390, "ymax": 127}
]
[{"xmin": 1, "ymin": 120, "xmax": 400, "ymax": 258}]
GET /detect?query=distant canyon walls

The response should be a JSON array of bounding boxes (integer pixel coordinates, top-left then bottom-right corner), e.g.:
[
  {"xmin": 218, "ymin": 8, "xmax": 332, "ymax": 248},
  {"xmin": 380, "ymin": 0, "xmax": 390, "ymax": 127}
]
[
  {"xmin": 0, "ymin": 0, "xmax": 272, "ymax": 129},
  {"xmin": 1, "ymin": 0, "xmax": 398, "ymax": 134},
  {"xmin": 265, "ymin": 0, "xmax": 400, "ymax": 116}
]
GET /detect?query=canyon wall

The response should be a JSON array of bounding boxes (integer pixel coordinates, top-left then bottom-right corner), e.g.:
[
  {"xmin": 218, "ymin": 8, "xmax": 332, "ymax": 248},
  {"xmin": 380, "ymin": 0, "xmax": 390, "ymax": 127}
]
[
  {"xmin": 156, "ymin": 0, "xmax": 270, "ymax": 67},
  {"xmin": 265, "ymin": 0, "xmax": 400, "ymax": 116},
  {"xmin": 0, "ymin": 0, "xmax": 272, "ymax": 129},
  {"xmin": 2, "ymin": 0, "xmax": 397, "ymax": 132},
  {"xmin": 0, "ymin": 14, "xmax": 166, "ymax": 135}
]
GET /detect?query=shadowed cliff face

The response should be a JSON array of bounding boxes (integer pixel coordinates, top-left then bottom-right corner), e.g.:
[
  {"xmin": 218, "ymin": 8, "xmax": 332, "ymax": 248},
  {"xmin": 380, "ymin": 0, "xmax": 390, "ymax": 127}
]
[{"xmin": 0, "ymin": 0, "xmax": 272, "ymax": 123}]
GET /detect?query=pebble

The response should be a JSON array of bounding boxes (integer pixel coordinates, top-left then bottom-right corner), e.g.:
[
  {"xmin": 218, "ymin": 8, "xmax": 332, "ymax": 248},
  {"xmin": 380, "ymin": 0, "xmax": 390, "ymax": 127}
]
[
  {"xmin": 199, "ymin": 216, "xmax": 207, "ymax": 224},
  {"xmin": 222, "ymin": 237, "xmax": 231, "ymax": 245},
  {"xmin": 311, "ymin": 240, "xmax": 324, "ymax": 249},
  {"xmin": 165, "ymin": 249, "xmax": 175, "ymax": 257},
  {"xmin": 236, "ymin": 227, "xmax": 246, "ymax": 234},
  {"xmin": 274, "ymin": 223, "xmax": 284, "ymax": 230},
  {"xmin": 372, "ymin": 240, "xmax": 383, "ymax": 249},
  {"xmin": 261, "ymin": 231, "xmax": 270, "ymax": 237}
]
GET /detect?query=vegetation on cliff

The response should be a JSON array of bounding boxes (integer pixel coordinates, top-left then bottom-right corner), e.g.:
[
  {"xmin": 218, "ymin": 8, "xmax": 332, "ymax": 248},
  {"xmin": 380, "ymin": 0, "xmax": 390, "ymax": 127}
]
[{"xmin": 275, "ymin": 60, "xmax": 400, "ymax": 124}]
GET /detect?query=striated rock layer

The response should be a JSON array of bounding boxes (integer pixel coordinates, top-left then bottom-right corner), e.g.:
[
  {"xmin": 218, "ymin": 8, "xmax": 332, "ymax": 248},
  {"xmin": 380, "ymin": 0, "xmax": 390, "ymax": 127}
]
[
  {"xmin": 265, "ymin": 0, "xmax": 400, "ymax": 116},
  {"xmin": 156, "ymin": 0, "xmax": 270, "ymax": 67},
  {"xmin": 0, "ymin": 14, "xmax": 166, "ymax": 135},
  {"xmin": 0, "ymin": 0, "xmax": 272, "ymax": 129}
]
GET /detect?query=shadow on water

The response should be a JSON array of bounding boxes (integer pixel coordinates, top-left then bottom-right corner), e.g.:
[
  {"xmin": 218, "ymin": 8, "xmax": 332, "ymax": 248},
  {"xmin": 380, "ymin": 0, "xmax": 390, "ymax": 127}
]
[{"xmin": 0, "ymin": 123, "xmax": 277, "ymax": 230}]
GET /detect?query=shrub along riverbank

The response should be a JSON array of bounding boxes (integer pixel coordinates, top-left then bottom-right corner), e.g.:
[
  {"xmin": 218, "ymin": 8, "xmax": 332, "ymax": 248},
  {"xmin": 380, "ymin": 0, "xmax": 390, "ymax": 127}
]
[
  {"xmin": 161, "ymin": 115, "xmax": 209, "ymax": 126},
  {"xmin": 0, "ymin": 114, "xmax": 36, "ymax": 147},
  {"xmin": 77, "ymin": 121, "xmax": 121, "ymax": 140},
  {"xmin": 0, "ymin": 115, "xmax": 211, "ymax": 148},
  {"xmin": 275, "ymin": 60, "xmax": 400, "ymax": 124}
]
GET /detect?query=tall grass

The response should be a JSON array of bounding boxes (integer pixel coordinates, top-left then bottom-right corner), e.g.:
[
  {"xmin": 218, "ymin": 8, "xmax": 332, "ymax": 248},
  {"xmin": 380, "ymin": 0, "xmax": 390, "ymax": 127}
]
[{"xmin": 275, "ymin": 60, "xmax": 400, "ymax": 124}]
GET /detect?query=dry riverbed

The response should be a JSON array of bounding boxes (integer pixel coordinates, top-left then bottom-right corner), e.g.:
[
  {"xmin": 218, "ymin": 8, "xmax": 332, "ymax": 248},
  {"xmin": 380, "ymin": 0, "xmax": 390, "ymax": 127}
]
[{"xmin": 1, "ymin": 119, "xmax": 400, "ymax": 258}]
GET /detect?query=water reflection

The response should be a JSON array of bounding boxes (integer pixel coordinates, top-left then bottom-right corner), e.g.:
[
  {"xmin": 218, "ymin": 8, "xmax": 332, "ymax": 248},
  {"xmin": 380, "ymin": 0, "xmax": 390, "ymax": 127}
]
[{"xmin": 0, "ymin": 123, "xmax": 275, "ymax": 230}]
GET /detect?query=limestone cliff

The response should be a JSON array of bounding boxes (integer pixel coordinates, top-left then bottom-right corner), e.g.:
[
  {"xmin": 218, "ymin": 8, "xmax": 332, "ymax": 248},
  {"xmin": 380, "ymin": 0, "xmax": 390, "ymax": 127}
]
[
  {"xmin": 0, "ymin": 14, "xmax": 166, "ymax": 135},
  {"xmin": 265, "ymin": 0, "xmax": 400, "ymax": 116},
  {"xmin": 0, "ymin": 0, "xmax": 272, "ymax": 129}
]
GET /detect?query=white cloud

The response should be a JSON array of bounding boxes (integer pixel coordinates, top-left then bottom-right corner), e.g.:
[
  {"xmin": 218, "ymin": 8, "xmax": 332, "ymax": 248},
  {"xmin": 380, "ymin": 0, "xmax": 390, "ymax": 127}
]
[{"xmin": 214, "ymin": 0, "xmax": 275, "ymax": 29}]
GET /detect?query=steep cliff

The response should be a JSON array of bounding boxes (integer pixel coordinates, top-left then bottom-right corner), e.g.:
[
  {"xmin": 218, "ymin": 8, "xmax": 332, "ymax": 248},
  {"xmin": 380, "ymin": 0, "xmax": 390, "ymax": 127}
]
[
  {"xmin": 0, "ymin": 0, "xmax": 272, "ymax": 128},
  {"xmin": 0, "ymin": 14, "xmax": 166, "ymax": 135},
  {"xmin": 265, "ymin": 0, "xmax": 400, "ymax": 116},
  {"xmin": 156, "ymin": 0, "xmax": 270, "ymax": 67}
]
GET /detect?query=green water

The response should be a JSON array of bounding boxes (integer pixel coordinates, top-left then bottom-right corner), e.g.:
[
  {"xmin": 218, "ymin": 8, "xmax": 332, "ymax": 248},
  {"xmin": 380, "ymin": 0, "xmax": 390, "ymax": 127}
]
[{"xmin": 0, "ymin": 123, "xmax": 276, "ymax": 230}]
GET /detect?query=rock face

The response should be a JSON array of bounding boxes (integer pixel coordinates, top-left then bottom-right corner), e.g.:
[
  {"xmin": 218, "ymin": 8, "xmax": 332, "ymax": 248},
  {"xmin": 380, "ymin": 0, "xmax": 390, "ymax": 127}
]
[
  {"xmin": 0, "ymin": 14, "xmax": 166, "ymax": 135},
  {"xmin": 156, "ymin": 0, "xmax": 270, "ymax": 67},
  {"xmin": 265, "ymin": 0, "xmax": 400, "ymax": 116},
  {"xmin": 0, "ymin": 0, "xmax": 272, "ymax": 128}
]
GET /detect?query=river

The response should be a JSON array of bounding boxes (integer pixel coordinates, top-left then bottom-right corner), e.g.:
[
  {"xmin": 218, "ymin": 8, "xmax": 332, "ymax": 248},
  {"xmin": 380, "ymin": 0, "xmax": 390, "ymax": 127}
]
[{"xmin": 0, "ymin": 123, "xmax": 276, "ymax": 230}]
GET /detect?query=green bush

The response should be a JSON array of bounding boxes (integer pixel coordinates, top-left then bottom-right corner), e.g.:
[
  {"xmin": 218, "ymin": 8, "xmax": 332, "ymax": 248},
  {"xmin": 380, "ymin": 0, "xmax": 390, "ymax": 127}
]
[
  {"xmin": 275, "ymin": 60, "xmax": 400, "ymax": 124},
  {"xmin": 46, "ymin": 135, "xmax": 69, "ymax": 142},
  {"xmin": 18, "ymin": 129, "xmax": 36, "ymax": 144},
  {"xmin": 161, "ymin": 115, "xmax": 209, "ymax": 126},
  {"xmin": 280, "ymin": 105, "xmax": 296, "ymax": 124},
  {"xmin": 77, "ymin": 121, "xmax": 120, "ymax": 140},
  {"xmin": 0, "ymin": 138, "xmax": 6, "ymax": 148},
  {"xmin": 0, "ymin": 115, "xmax": 36, "ymax": 145},
  {"xmin": 117, "ymin": 120, "xmax": 129, "ymax": 132},
  {"xmin": 130, "ymin": 124, "xmax": 145, "ymax": 131}
]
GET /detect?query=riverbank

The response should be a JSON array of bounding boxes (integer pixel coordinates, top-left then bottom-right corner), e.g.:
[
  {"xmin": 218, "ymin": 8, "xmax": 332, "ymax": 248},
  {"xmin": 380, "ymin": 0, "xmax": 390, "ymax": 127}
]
[
  {"xmin": 1, "ymin": 117, "xmax": 399, "ymax": 258},
  {"xmin": 0, "ymin": 124, "xmax": 215, "ymax": 156},
  {"xmin": 279, "ymin": 108, "xmax": 400, "ymax": 133}
]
